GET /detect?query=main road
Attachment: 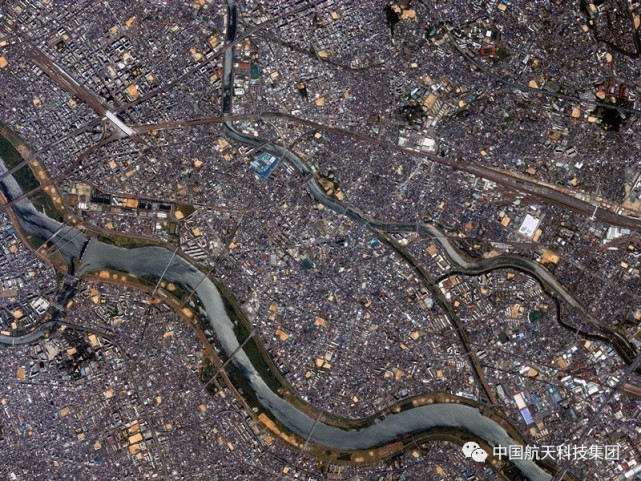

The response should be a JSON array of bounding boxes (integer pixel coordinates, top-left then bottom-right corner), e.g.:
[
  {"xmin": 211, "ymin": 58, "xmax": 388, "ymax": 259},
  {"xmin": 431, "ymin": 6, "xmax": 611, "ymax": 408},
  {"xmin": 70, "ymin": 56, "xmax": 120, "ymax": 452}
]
[
  {"xmin": 135, "ymin": 110, "xmax": 641, "ymax": 230},
  {"xmin": 0, "ymin": 4, "xmax": 632, "ymax": 480},
  {"xmin": 217, "ymin": 13, "xmax": 638, "ymax": 369}
]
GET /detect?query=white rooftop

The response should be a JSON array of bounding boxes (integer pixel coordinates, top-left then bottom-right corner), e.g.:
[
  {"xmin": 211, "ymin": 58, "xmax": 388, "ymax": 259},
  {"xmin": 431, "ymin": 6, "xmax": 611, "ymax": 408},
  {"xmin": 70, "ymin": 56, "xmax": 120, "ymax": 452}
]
[{"xmin": 518, "ymin": 214, "xmax": 540, "ymax": 239}]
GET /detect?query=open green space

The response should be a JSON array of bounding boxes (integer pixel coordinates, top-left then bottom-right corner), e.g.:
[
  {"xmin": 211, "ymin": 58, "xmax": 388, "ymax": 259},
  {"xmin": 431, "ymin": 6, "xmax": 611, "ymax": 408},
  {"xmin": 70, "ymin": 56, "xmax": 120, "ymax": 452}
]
[
  {"xmin": 0, "ymin": 132, "xmax": 64, "ymax": 222},
  {"xmin": 96, "ymin": 231, "xmax": 163, "ymax": 249}
]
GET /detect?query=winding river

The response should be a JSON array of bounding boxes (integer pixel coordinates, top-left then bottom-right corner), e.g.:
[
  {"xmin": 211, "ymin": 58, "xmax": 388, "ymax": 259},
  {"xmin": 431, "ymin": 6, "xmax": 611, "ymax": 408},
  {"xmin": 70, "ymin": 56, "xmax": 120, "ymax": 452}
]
[
  {"xmin": 0, "ymin": 4, "xmax": 634, "ymax": 480},
  {"xmin": 0, "ymin": 162, "xmax": 552, "ymax": 480}
]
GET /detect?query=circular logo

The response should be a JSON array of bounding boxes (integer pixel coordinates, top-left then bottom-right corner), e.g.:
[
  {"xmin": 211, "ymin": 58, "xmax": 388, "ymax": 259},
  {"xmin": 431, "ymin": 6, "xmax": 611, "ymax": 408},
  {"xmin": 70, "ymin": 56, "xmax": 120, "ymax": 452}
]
[
  {"xmin": 471, "ymin": 448, "xmax": 488, "ymax": 463},
  {"xmin": 462, "ymin": 441, "xmax": 488, "ymax": 463},
  {"xmin": 462, "ymin": 441, "xmax": 481, "ymax": 457}
]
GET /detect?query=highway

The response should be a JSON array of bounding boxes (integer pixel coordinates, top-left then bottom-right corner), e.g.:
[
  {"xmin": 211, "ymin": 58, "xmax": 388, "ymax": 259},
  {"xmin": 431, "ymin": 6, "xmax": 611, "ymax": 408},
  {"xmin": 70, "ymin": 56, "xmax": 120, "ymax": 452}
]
[
  {"xmin": 0, "ymin": 323, "xmax": 53, "ymax": 346},
  {"xmin": 24, "ymin": 42, "xmax": 108, "ymax": 116},
  {"xmin": 24, "ymin": 43, "xmax": 135, "ymax": 136},
  {"xmin": 133, "ymin": 112, "xmax": 641, "ymax": 231},
  {"xmin": 217, "ymin": 1, "xmax": 639, "ymax": 401}
]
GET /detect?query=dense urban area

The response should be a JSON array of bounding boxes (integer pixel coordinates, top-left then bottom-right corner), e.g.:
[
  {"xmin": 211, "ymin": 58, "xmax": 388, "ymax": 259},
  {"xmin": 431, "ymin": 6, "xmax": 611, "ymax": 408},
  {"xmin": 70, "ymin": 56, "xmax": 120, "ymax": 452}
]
[{"xmin": 1, "ymin": 0, "xmax": 641, "ymax": 480}]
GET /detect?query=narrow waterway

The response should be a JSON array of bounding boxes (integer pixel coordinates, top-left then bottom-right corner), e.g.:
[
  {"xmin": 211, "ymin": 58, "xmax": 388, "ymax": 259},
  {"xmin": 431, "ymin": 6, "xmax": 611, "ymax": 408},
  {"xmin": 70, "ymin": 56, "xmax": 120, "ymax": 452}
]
[
  {"xmin": 1, "ymin": 4, "xmax": 624, "ymax": 477},
  {"xmin": 0, "ymin": 150, "xmax": 552, "ymax": 481}
]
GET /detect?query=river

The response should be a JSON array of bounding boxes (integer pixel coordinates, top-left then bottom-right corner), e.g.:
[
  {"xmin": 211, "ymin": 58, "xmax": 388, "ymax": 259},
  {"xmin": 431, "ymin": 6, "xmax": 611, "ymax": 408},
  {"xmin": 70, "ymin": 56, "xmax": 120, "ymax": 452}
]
[
  {"xmin": 0, "ymin": 160, "xmax": 550, "ymax": 479},
  {"xmin": 2, "ymin": 2, "xmax": 622, "ymax": 477}
]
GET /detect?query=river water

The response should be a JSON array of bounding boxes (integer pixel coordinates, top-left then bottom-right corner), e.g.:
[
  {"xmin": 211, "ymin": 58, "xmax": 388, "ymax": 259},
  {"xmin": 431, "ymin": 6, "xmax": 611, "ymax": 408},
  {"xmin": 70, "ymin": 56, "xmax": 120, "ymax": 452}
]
[
  {"xmin": 0, "ymin": 150, "xmax": 552, "ymax": 480},
  {"xmin": 79, "ymin": 240, "xmax": 551, "ymax": 480},
  {"xmin": 0, "ymin": 160, "xmax": 88, "ymax": 264},
  {"xmin": 0, "ymin": 4, "xmax": 562, "ymax": 475}
]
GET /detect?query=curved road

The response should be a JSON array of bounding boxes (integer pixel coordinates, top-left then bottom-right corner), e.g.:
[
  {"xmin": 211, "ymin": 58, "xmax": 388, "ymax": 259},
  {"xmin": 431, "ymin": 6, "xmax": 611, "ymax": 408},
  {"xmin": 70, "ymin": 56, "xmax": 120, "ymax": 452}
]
[
  {"xmin": 0, "ymin": 5, "xmax": 633, "ymax": 481},
  {"xmin": 133, "ymin": 110, "xmax": 641, "ymax": 230},
  {"xmin": 221, "ymin": 46, "xmax": 637, "ymax": 367}
]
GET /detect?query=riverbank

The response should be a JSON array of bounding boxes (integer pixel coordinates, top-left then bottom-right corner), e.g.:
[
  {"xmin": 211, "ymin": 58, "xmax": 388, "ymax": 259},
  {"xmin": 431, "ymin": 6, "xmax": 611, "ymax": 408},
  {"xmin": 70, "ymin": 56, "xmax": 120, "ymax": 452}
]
[
  {"xmin": 0, "ymin": 27, "xmax": 591, "ymax": 481},
  {"xmin": 0, "ymin": 120, "xmax": 566, "ymax": 481},
  {"xmin": 0, "ymin": 124, "xmax": 65, "ymax": 223},
  {"xmin": 84, "ymin": 254, "xmax": 568, "ymax": 480}
]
